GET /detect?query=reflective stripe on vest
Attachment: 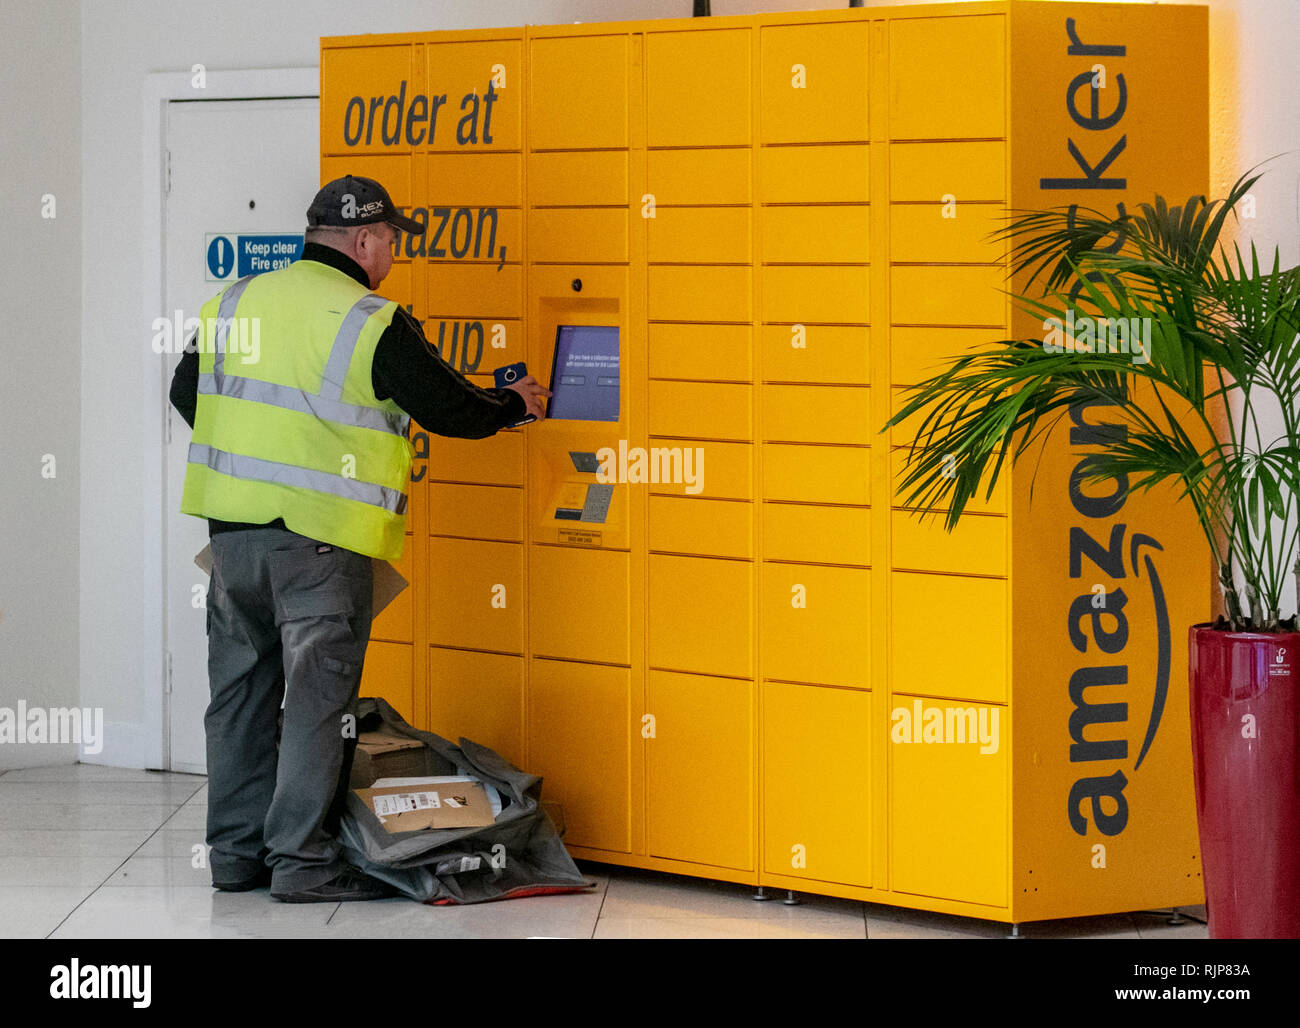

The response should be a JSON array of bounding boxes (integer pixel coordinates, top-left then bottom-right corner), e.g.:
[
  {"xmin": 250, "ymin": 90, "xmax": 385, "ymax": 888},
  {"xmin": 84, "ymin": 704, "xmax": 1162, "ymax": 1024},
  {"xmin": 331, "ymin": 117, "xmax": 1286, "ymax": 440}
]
[
  {"xmin": 195, "ymin": 373, "xmax": 406, "ymax": 435},
  {"xmin": 187, "ymin": 443, "xmax": 407, "ymax": 515},
  {"xmin": 211, "ymin": 274, "xmax": 255, "ymax": 388},
  {"xmin": 195, "ymin": 288, "xmax": 409, "ymax": 438},
  {"xmin": 320, "ymin": 293, "xmax": 390, "ymax": 400}
]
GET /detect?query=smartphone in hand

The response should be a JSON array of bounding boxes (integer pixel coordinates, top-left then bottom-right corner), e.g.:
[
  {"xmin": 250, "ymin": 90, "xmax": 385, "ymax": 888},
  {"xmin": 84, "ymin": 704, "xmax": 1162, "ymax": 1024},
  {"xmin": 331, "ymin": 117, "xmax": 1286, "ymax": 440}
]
[{"xmin": 494, "ymin": 362, "xmax": 539, "ymax": 427}]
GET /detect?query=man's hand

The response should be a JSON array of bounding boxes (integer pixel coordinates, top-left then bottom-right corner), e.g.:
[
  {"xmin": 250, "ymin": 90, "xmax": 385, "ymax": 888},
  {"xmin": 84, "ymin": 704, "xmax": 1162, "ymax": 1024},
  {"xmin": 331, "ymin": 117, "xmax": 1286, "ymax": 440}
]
[{"xmin": 505, "ymin": 375, "xmax": 551, "ymax": 421}]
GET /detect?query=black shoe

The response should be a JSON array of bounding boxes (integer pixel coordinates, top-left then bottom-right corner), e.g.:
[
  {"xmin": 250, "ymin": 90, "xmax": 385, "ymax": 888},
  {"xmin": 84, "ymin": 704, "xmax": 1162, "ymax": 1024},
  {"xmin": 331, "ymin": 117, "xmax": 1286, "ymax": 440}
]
[
  {"xmin": 213, "ymin": 866, "xmax": 272, "ymax": 892},
  {"xmin": 272, "ymin": 867, "xmax": 399, "ymax": 903}
]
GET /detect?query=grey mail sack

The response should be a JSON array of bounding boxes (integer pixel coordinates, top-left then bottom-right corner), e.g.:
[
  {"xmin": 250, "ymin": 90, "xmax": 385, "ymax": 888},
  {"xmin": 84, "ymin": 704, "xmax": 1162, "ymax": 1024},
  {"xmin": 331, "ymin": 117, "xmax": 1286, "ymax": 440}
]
[{"xmin": 339, "ymin": 696, "xmax": 596, "ymax": 904}]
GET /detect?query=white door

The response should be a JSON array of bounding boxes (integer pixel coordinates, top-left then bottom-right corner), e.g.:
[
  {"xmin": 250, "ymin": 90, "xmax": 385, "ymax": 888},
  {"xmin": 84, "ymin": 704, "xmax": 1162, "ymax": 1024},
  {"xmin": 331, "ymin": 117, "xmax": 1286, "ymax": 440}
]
[{"xmin": 163, "ymin": 97, "xmax": 319, "ymax": 773}]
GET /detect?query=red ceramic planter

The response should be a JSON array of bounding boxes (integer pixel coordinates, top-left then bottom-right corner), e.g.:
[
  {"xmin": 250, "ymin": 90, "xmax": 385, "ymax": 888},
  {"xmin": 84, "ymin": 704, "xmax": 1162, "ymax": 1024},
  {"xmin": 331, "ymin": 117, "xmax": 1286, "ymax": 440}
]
[{"xmin": 1188, "ymin": 624, "xmax": 1300, "ymax": 938}]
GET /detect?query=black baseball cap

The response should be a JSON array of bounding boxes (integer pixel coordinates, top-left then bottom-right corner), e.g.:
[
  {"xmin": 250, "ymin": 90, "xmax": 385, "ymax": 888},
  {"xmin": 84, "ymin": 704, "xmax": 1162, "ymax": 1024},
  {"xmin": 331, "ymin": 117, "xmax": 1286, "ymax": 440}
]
[{"xmin": 306, "ymin": 175, "xmax": 425, "ymax": 234}]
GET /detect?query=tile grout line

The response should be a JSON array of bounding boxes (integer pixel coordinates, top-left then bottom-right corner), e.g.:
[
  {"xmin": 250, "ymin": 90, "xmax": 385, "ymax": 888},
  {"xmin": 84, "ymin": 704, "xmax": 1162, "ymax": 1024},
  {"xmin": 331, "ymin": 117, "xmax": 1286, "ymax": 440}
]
[
  {"xmin": 44, "ymin": 828, "xmax": 167, "ymax": 938},
  {"xmin": 42, "ymin": 777, "xmax": 209, "ymax": 939},
  {"xmin": 589, "ymin": 866, "xmax": 611, "ymax": 940}
]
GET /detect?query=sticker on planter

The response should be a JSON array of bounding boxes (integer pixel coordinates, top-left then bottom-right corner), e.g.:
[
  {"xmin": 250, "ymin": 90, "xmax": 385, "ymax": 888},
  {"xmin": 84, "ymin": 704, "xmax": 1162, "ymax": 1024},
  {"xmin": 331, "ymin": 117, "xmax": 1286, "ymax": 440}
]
[{"xmin": 1269, "ymin": 645, "xmax": 1291, "ymax": 678}]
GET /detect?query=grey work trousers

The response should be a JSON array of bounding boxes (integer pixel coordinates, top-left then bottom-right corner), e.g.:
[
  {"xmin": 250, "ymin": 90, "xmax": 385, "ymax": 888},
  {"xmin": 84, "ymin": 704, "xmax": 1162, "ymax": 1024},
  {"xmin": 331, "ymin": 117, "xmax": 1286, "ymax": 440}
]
[{"xmin": 204, "ymin": 527, "xmax": 373, "ymax": 893}]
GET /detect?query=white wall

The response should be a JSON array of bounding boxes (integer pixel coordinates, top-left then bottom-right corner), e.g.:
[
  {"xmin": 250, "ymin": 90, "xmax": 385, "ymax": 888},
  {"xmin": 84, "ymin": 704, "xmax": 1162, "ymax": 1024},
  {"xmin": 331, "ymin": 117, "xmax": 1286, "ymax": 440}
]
[
  {"xmin": 57, "ymin": 0, "xmax": 1300, "ymax": 769},
  {"xmin": 0, "ymin": 0, "xmax": 82, "ymax": 769},
  {"xmin": 1212, "ymin": 0, "xmax": 1300, "ymax": 268},
  {"xmin": 1208, "ymin": 0, "xmax": 1300, "ymax": 622}
]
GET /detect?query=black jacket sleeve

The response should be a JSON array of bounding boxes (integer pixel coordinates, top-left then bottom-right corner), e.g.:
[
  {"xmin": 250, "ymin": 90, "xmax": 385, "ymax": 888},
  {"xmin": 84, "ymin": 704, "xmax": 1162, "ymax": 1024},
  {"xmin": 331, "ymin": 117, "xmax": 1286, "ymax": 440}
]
[
  {"xmin": 371, "ymin": 306, "xmax": 526, "ymax": 439},
  {"xmin": 169, "ymin": 334, "xmax": 199, "ymax": 429}
]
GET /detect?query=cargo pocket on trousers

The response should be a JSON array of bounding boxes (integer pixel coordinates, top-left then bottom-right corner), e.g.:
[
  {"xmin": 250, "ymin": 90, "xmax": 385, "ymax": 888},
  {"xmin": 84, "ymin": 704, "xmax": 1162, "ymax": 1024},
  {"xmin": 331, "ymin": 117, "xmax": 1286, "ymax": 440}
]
[{"xmin": 270, "ymin": 545, "xmax": 364, "ymax": 625}]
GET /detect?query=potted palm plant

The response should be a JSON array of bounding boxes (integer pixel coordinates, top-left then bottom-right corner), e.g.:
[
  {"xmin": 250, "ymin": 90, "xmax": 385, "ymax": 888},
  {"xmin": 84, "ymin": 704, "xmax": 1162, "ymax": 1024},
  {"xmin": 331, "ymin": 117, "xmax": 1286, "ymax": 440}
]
[{"xmin": 887, "ymin": 171, "xmax": 1300, "ymax": 939}]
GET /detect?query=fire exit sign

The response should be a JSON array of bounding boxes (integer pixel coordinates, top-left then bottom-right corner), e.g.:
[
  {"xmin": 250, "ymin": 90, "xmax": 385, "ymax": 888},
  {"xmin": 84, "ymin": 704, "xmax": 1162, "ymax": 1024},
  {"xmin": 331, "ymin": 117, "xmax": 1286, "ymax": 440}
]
[{"xmin": 205, "ymin": 233, "xmax": 303, "ymax": 281}]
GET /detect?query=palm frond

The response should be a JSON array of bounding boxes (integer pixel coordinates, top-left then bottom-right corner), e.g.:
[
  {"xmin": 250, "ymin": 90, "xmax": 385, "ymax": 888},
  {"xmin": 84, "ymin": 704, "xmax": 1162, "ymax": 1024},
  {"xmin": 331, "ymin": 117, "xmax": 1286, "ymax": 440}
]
[{"xmin": 886, "ymin": 169, "xmax": 1300, "ymax": 627}]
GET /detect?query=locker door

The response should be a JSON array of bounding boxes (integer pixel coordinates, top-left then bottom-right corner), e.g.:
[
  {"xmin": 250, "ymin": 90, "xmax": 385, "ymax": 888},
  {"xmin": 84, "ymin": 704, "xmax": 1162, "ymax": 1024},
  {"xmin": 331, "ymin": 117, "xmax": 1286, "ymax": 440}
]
[
  {"xmin": 321, "ymin": 45, "xmax": 415, "ymax": 154},
  {"xmin": 890, "ymin": 698, "xmax": 1008, "ymax": 906},
  {"xmin": 529, "ymin": 33, "xmax": 629, "ymax": 149},
  {"xmin": 425, "ymin": 38, "xmax": 522, "ymax": 150},
  {"xmin": 426, "ymin": 152, "xmax": 521, "ymax": 207},
  {"xmin": 763, "ymin": 681, "xmax": 871, "ymax": 887},
  {"xmin": 648, "ymin": 555, "xmax": 753, "ymax": 678},
  {"xmin": 528, "ymin": 547, "xmax": 630, "ymax": 664},
  {"xmin": 891, "ymin": 572, "xmax": 1007, "ymax": 704},
  {"xmin": 889, "ymin": 15, "xmax": 1006, "ymax": 140},
  {"xmin": 427, "ymin": 648, "xmax": 524, "ymax": 768},
  {"xmin": 528, "ymin": 658, "xmax": 632, "ymax": 852},
  {"xmin": 891, "ymin": 265, "xmax": 1005, "ymax": 326},
  {"xmin": 759, "ymin": 22, "xmax": 870, "ymax": 144},
  {"xmin": 647, "ymin": 670, "xmax": 754, "ymax": 870},
  {"xmin": 646, "ymin": 28, "xmax": 751, "ymax": 147},
  {"xmin": 761, "ymin": 564, "xmax": 871, "ymax": 689},
  {"xmin": 427, "ymin": 538, "xmax": 524, "ymax": 653}
]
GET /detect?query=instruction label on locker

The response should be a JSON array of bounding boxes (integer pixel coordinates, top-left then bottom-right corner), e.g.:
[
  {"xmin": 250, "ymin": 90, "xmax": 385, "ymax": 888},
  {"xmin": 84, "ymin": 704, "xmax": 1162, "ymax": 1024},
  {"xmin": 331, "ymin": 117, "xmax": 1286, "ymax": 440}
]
[{"xmin": 558, "ymin": 527, "xmax": 602, "ymax": 547}]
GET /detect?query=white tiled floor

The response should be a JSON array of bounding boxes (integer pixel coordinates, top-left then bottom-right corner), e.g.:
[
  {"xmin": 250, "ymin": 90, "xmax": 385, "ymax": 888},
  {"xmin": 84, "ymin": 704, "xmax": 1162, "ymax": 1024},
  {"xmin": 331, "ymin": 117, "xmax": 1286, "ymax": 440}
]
[{"xmin": 0, "ymin": 764, "xmax": 1209, "ymax": 940}]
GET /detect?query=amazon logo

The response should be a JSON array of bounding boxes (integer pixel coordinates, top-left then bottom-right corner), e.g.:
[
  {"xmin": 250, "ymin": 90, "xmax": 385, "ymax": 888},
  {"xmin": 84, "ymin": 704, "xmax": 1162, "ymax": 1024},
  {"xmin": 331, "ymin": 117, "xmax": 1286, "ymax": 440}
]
[{"xmin": 1065, "ymin": 396, "xmax": 1171, "ymax": 837}]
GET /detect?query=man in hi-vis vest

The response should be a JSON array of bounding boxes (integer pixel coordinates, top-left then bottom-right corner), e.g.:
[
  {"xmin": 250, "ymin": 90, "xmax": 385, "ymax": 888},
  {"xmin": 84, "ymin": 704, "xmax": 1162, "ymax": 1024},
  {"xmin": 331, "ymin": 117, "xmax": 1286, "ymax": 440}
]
[{"xmin": 169, "ymin": 176, "xmax": 549, "ymax": 902}]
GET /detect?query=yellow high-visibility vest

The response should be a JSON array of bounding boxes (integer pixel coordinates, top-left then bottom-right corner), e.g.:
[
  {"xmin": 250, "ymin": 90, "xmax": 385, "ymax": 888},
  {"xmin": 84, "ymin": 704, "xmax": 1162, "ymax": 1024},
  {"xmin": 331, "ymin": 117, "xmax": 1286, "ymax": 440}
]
[{"xmin": 180, "ymin": 258, "xmax": 412, "ymax": 560}]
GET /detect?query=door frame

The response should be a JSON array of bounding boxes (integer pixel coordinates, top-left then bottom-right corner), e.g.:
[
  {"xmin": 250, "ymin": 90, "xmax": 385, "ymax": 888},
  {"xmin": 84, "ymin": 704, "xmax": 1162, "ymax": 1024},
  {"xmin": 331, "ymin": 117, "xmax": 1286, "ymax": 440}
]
[{"xmin": 141, "ymin": 68, "xmax": 318, "ymax": 770}]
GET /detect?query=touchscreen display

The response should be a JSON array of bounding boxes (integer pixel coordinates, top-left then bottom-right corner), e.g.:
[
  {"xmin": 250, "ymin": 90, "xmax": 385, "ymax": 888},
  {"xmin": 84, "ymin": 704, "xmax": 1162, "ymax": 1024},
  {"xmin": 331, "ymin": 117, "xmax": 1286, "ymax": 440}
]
[{"xmin": 548, "ymin": 325, "xmax": 620, "ymax": 422}]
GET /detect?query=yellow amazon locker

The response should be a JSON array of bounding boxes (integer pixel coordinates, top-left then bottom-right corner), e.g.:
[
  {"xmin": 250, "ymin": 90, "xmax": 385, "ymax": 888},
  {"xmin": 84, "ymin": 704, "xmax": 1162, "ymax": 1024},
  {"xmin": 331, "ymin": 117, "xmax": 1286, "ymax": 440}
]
[{"xmin": 323, "ymin": 0, "xmax": 1209, "ymax": 926}]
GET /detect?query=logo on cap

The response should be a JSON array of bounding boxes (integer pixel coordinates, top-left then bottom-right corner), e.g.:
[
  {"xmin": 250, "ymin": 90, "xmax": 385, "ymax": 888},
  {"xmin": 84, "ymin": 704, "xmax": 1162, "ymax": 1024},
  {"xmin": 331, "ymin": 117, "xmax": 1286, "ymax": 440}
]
[{"xmin": 308, "ymin": 176, "xmax": 425, "ymax": 234}]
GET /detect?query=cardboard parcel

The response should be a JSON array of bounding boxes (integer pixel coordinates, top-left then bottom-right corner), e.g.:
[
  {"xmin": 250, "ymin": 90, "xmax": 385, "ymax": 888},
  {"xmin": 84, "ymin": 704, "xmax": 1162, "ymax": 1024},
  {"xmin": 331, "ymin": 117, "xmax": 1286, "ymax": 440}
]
[
  {"xmin": 355, "ymin": 780, "xmax": 495, "ymax": 832},
  {"xmin": 351, "ymin": 728, "xmax": 428, "ymax": 786},
  {"xmin": 340, "ymin": 697, "xmax": 593, "ymax": 904}
]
